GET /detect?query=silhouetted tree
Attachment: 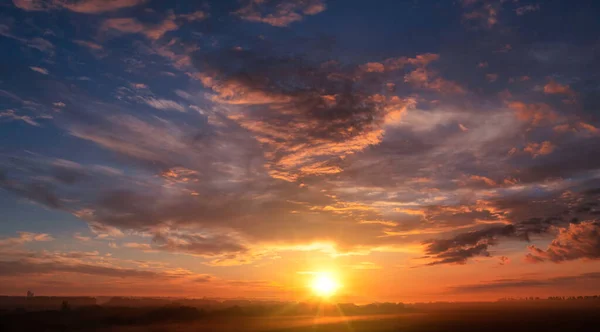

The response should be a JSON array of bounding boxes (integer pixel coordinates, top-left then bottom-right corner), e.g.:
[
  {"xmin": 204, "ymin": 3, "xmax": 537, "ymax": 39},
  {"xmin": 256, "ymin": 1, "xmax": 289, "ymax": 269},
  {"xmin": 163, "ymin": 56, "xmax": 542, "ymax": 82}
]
[{"xmin": 61, "ymin": 300, "xmax": 70, "ymax": 312}]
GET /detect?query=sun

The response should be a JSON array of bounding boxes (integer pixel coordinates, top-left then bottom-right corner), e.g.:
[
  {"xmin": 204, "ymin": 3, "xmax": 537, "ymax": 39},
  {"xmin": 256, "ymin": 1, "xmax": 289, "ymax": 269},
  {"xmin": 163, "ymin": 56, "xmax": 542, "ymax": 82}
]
[{"xmin": 311, "ymin": 273, "xmax": 340, "ymax": 297}]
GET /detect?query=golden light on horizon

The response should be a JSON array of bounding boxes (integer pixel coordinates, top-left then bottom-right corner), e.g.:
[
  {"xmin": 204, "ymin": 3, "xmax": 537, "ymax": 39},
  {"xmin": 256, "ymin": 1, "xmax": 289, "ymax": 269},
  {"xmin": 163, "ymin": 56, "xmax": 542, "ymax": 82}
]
[{"xmin": 311, "ymin": 273, "xmax": 340, "ymax": 297}]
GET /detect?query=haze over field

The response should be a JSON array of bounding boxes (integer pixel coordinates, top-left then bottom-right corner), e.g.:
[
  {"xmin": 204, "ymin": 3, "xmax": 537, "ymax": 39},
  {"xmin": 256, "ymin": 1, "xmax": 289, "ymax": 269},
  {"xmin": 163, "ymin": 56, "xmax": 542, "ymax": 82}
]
[{"xmin": 1, "ymin": 0, "xmax": 600, "ymax": 307}]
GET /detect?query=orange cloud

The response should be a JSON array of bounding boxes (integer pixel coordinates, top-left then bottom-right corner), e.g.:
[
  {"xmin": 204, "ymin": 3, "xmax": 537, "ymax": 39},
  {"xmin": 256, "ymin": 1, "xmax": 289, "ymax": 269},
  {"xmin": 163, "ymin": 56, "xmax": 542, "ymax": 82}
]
[
  {"xmin": 507, "ymin": 101, "xmax": 557, "ymax": 125},
  {"xmin": 29, "ymin": 66, "xmax": 48, "ymax": 75},
  {"xmin": 359, "ymin": 62, "xmax": 386, "ymax": 73},
  {"xmin": 470, "ymin": 175, "xmax": 497, "ymax": 186},
  {"xmin": 554, "ymin": 122, "xmax": 599, "ymax": 136},
  {"xmin": 299, "ymin": 162, "xmax": 343, "ymax": 176},
  {"xmin": 73, "ymin": 39, "xmax": 103, "ymax": 50},
  {"xmin": 161, "ymin": 167, "xmax": 199, "ymax": 183},
  {"xmin": 101, "ymin": 11, "xmax": 206, "ymax": 41},
  {"xmin": 462, "ymin": 2, "xmax": 499, "ymax": 29},
  {"xmin": 578, "ymin": 122, "xmax": 599, "ymax": 134},
  {"xmin": 0, "ymin": 232, "xmax": 53, "ymax": 247},
  {"xmin": 543, "ymin": 79, "xmax": 575, "ymax": 96},
  {"xmin": 102, "ymin": 16, "xmax": 177, "ymax": 40},
  {"xmin": 524, "ymin": 141, "xmax": 555, "ymax": 157},
  {"xmin": 426, "ymin": 78, "xmax": 466, "ymax": 94},
  {"xmin": 526, "ymin": 221, "xmax": 600, "ymax": 262},
  {"xmin": 404, "ymin": 68, "xmax": 465, "ymax": 94},
  {"xmin": 233, "ymin": 0, "xmax": 326, "ymax": 27},
  {"xmin": 192, "ymin": 52, "xmax": 419, "ymax": 181},
  {"xmin": 357, "ymin": 53, "xmax": 440, "ymax": 76}
]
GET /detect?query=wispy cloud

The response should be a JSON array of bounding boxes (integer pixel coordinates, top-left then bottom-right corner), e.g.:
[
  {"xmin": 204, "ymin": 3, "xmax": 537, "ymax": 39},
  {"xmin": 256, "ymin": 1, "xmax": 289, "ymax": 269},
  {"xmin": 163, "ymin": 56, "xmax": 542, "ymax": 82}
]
[
  {"xmin": 142, "ymin": 97, "xmax": 186, "ymax": 112},
  {"xmin": 13, "ymin": 0, "xmax": 147, "ymax": 13},
  {"xmin": 234, "ymin": 0, "xmax": 326, "ymax": 27},
  {"xmin": 448, "ymin": 272, "xmax": 600, "ymax": 293},
  {"xmin": 0, "ymin": 232, "xmax": 53, "ymax": 248},
  {"xmin": 29, "ymin": 66, "xmax": 49, "ymax": 75}
]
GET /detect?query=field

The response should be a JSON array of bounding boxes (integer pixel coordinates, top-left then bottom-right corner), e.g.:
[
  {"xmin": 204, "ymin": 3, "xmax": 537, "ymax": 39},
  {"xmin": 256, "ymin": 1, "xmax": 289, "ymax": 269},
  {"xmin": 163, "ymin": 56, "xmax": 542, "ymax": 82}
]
[
  {"xmin": 107, "ymin": 309, "xmax": 600, "ymax": 332},
  {"xmin": 3, "ymin": 305, "xmax": 599, "ymax": 331}
]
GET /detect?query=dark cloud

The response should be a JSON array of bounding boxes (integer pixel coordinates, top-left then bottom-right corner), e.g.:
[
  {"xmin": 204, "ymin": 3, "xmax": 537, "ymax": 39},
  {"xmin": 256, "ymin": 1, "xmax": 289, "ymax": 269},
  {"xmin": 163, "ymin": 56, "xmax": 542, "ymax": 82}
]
[
  {"xmin": 421, "ymin": 186, "xmax": 600, "ymax": 266},
  {"xmin": 526, "ymin": 221, "xmax": 600, "ymax": 263},
  {"xmin": 0, "ymin": 260, "xmax": 170, "ymax": 279},
  {"xmin": 152, "ymin": 231, "xmax": 248, "ymax": 256},
  {"xmin": 448, "ymin": 272, "xmax": 600, "ymax": 293},
  {"xmin": 192, "ymin": 47, "xmax": 429, "ymax": 180},
  {"xmin": 0, "ymin": 180, "xmax": 63, "ymax": 209},
  {"xmin": 512, "ymin": 137, "xmax": 600, "ymax": 184},
  {"xmin": 423, "ymin": 225, "xmax": 517, "ymax": 266}
]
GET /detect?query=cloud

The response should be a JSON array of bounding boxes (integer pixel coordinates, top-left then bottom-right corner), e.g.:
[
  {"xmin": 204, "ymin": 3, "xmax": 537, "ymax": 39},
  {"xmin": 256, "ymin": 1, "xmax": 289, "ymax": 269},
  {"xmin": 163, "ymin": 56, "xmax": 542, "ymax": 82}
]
[
  {"xmin": 234, "ymin": 0, "xmax": 326, "ymax": 27},
  {"xmin": 498, "ymin": 256, "xmax": 509, "ymax": 265},
  {"xmin": 1, "ymin": 179, "xmax": 63, "ymax": 210},
  {"xmin": 448, "ymin": 272, "xmax": 600, "ymax": 293},
  {"xmin": 462, "ymin": 1, "xmax": 500, "ymax": 29},
  {"xmin": 0, "ymin": 259, "xmax": 183, "ymax": 279},
  {"xmin": 0, "ymin": 232, "xmax": 53, "ymax": 248},
  {"xmin": 101, "ymin": 18, "xmax": 149, "ymax": 37},
  {"xmin": 142, "ymin": 98, "xmax": 186, "ymax": 112},
  {"xmin": 12, "ymin": 0, "xmax": 57, "ymax": 11},
  {"xmin": 470, "ymin": 175, "xmax": 497, "ymax": 186},
  {"xmin": 543, "ymin": 79, "xmax": 575, "ymax": 96},
  {"xmin": 5, "ymin": 7, "xmax": 600, "ymax": 275},
  {"xmin": 523, "ymin": 141, "xmax": 555, "ymax": 157},
  {"xmin": 526, "ymin": 221, "xmax": 600, "ymax": 263},
  {"xmin": 507, "ymin": 101, "xmax": 557, "ymax": 125},
  {"xmin": 515, "ymin": 138, "xmax": 600, "ymax": 183},
  {"xmin": 179, "ymin": 10, "xmax": 208, "ymax": 22},
  {"xmin": 0, "ymin": 26, "xmax": 54, "ymax": 55},
  {"xmin": 0, "ymin": 109, "xmax": 41, "ymax": 126},
  {"xmin": 88, "ymin": 222, "xmax": 124, "ymax": 238},
  {"xmin": 160, "ymin": 167, "xmax": 199, "ymax": 183},
  {"xmin": 101, "ymin": 16, "xmax": 178, "ymax": 41},
  {"xmin": 101, "ymin": 10, "xmax": 207, "ymax": 41},
  {"xmin": 422, "ymin": 225, "xmax": 518, "ymax": 266},
  {"xmin": 516, "ymin": 4, "xmax": 540, "ymax": 16},
  {"xmin": 73, "ymin": 39, "xmax": 103, "ymax": 51},
  {"xmin": 485, "ymin": 73, "xmax": 498, "ymax": 82},
  {"xmin": 73, "ymin": 233, "xmax": 91, "ymax": 242},
  {"xmin": 13, "ymin": 0, "xmax": 147, "ymax": 13},
  {"xmin": 26, "ymin": 38, "xmax": 54, "ymax": 54},
  {"xmin": 29, "ymin": 66, "xmax": 48, "ymax": 75},
  {"xmin": 122, "ymin": 242, "xmax": 152, "ymax": 250},
  {"xmin": 420, "ymin": 187, "xmax": 600, "ymax": 266},
  {"xmin": 404, "ymin": 67, "xmax": 465, "ymax": 94},
  {"xmin": 192, "ymin": 48, "xmax": 423, "ymax": 181},
  {"xmin": 151, "ymin": 231, "xmax": 248, "ymax": 256},
  {"xmin": 131, "ymin": 83, "xmax": 148, "ymax": 89}
]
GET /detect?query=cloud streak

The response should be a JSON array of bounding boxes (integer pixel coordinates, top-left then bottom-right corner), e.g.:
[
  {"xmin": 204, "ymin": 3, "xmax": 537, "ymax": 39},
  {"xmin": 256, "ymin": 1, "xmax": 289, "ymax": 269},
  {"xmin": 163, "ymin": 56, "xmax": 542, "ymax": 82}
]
[
  {"xmin": 234, "ymin": 0, "xmax": 326, "ymax": 27},
  {"xmin": 13, "ymin": 0, "xmax": 147, "ymax": 13}
]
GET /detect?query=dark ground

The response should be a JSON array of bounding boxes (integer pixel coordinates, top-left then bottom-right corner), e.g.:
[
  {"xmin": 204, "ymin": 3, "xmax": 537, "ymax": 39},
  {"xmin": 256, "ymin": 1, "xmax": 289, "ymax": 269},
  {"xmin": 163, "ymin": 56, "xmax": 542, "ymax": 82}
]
[{"xmin": 1, "ymin": 303, "xmax": 600, "ymax": 331}]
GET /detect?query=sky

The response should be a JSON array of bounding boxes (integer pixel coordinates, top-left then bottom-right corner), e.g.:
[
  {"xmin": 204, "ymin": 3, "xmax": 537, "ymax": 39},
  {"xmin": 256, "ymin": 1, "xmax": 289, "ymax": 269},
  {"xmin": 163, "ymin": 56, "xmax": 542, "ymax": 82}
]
[{"xmin": 1, "ymin": 0, "xmax": 600, "ymax": 303}]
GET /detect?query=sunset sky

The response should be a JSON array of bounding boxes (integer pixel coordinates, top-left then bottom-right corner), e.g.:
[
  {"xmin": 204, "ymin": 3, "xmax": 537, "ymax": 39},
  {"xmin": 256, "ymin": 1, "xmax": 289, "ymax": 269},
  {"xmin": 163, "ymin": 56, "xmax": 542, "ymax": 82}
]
[{"xmin": 1, "ymin": 0, "xmax": 600, "ymax": 303}]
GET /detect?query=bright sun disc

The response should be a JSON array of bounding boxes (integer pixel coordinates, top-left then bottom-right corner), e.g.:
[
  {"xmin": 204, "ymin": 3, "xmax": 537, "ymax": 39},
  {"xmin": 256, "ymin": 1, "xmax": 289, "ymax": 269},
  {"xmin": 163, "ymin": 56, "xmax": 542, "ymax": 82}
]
[{"xmin": 311, "ymin": 274, "xmax": 339, "ymax": 297}]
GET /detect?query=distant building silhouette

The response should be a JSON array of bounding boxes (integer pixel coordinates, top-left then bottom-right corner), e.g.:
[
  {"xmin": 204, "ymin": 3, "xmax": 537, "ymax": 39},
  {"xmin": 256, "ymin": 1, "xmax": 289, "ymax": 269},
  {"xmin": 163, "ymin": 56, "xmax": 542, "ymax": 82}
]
[{"xmin": 26, "ymin": 290, "xmax": 34, "ymax": 298}]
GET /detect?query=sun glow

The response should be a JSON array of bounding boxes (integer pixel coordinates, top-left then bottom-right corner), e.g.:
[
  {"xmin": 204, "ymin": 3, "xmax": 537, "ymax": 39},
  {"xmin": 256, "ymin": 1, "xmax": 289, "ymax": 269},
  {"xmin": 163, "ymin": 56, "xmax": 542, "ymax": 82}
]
[{"xmin": 311, "ymin": 273, "xmax": 340, "ymax": 297}]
